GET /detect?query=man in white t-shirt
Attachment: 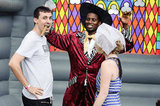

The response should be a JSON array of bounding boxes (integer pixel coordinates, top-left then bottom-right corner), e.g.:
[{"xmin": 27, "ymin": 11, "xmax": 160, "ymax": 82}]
[{"xmin": 9, "ymin": 6, "xmax": 53, "ymax": 106}]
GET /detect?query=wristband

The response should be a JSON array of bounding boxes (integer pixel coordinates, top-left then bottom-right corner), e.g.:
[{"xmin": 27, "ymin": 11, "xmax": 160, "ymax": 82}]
[{"xmin": 25, "ymin": 84, "xmax": 31, "ymax": 89}]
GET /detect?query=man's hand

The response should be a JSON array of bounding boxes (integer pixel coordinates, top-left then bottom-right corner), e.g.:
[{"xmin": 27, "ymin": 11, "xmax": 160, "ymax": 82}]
[
  {"xmin": 119, "ymin": 11, "xmax": 131, "ymax": 29},
  {"xmin": 121, "ymin": 11, "xmax": 131, "ymax": 24},
  {"xmin": 27, "ymin": 86, "xmax": 43, "ymax": 99}
]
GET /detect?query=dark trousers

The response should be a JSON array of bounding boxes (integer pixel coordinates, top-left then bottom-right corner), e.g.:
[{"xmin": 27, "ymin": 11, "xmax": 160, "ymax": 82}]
[{"xmin": 22, "ymin": 94, "xmax": 53, "ymax": 106}]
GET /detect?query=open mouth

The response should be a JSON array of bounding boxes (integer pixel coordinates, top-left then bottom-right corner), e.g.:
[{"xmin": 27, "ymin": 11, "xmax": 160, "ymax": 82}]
[
  {"xmin": 46, "ymin": 25, "xmax": 50, "ymax": 28},
  {"xmin": 87, "ymin": 25, "xmax": 93, "ymax": 28},
  {"xmin": 45, "ymin": 25, "xmax": 50, "ymax": 28},
  {"xmin": 86, "ymin": 24, "xmax": 93, "ymax": 29}
]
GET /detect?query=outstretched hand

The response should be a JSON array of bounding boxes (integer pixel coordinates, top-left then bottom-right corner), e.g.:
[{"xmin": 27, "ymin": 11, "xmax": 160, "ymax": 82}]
[
  {"xmin": 119, "ymin": 11, "xmax": 131, "ymax": 29},
  {"xmin": 27, "ymin": 86, "xmax": 43, "ymax": 99}
]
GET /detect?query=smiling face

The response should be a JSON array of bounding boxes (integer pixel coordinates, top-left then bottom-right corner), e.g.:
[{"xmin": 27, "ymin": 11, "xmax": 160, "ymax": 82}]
[
  {"xmin": 85, "ymin": 12, "xmax": 101, "ymax": 35},
  {"xmin": 34, "ymin": 11, "xmax": 52, "ymax": 34}
]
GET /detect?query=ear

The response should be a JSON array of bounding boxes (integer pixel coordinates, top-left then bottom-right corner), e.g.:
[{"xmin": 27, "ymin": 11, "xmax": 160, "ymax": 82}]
[{"xmin": 33, "ymin": 18, "xmax": 38, "ymax": 24}]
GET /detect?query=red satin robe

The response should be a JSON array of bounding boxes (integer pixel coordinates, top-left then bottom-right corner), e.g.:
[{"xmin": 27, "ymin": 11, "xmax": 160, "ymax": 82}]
[{"xmin": 46, "ymin": 30, "xmax": 133, "ymax": 106}]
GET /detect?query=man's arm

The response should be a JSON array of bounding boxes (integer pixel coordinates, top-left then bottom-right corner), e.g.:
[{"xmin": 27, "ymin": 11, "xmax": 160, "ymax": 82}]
[
  {"xmin": 9, "ymin": 53, "xmax": 43, "ymax": 99},
  {"xmin": 46, "ymin": 29, "xmax": 72, "ymax": 51},
  {"xmin": 120, "ymin": 11, "xmax": 134, "ymax": 51},
  {"xmin": 9, "ymin": 53, "xmax": 28, "ymax": 87},
  {"xmin": 122, "ymin": 27, "xmax": 133, "ymax": 52}
]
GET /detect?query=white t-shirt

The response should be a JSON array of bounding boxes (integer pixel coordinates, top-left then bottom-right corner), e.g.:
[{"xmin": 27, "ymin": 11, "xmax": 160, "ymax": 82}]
[{"xmin": 16, "ymin": 31, "xmax": 53, "ymax": 100}]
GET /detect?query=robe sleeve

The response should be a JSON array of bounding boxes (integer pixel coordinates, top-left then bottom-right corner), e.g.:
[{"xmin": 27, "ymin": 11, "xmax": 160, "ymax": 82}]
[
  {"xmin": 46, "ymin": 30, "xmax": 72, "ymax": 51},
  {"xmin": 122, "ymin": 27, "xmax": 134, "ymax": 52}
]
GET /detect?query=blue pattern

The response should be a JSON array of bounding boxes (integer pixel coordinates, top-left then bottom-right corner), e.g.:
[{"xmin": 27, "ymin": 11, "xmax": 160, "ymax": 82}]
[{"xmin": 95, "ymin": 57, "xmax": 122, "ymax": 106}]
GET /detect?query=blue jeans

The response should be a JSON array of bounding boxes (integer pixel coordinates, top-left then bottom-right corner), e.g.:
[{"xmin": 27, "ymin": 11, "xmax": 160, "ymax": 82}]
[{"xmin": 22, "ymin": 94, "xmax": 53, "ymax": 106}]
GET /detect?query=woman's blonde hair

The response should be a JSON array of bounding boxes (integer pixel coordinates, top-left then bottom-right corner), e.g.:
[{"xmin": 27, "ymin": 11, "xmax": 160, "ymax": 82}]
[{"xmin": 95, "ymin": 40, "xmax": 124, "ymax": 55}]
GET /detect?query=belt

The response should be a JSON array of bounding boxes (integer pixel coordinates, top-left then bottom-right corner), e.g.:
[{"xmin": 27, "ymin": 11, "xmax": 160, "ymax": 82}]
[
  {"xmin": 22, "ymin": 94, "xmax": 53, "ymax": 104},
  {"xmin": 40, "ymin": 97, "xmax": 53, "ymax": 104}
]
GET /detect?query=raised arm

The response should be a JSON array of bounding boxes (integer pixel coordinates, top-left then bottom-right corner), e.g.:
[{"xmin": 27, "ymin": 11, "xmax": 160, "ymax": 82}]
[
  {"xmin": 46, "ymin": 29, "xmax": 72, "ymax": 51},
  {"xmin": 120, "ymin": 11, "xmax": 134, "ymax": 51}
]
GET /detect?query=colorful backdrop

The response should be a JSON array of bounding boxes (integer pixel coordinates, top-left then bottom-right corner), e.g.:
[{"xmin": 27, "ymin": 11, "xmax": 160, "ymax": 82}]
[{"xmin": 50, "ymin": 0, "xmax": 160, "ymax": 55}]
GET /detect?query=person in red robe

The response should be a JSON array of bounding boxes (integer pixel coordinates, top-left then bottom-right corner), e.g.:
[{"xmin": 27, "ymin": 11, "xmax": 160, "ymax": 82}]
[{"xmin": 46, "ymin": 2, "xmax": 133, "ymax": 106}]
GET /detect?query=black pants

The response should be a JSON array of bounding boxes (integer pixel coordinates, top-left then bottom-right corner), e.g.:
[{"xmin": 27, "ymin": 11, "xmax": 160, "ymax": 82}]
[{"xmin": 22, "ymin": 94, "xmax": 53, "ymax": 106}]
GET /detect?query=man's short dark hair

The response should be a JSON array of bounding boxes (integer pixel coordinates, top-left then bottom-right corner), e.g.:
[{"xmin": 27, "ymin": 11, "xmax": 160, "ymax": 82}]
[{"xmin": 34, "ymin": 6, "xmax": 52, "ymax": 19}]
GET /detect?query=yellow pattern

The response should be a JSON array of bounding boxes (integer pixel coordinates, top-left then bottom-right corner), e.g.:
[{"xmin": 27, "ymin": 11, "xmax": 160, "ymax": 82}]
[
  {"xmin": 148, "ymin": 27, "xmax": 153, "ymax": 38},
  {"xmin": 143, "ymin": 41, "xmax": 146, "ymax": 51},
  {"xmin": 96, "ymin": 0, "xmax": 106, "ymax": 10},
  {"xmin": 147, "ymin": 41, "xmax": 152, "ymax": 53},
  {"xmin": 55, "ymin": 0, "xmax": 69, "ymax": 34},
  {"xmin": 59, "ymin": 22, "xmax": 65, "ymax": 34},
  {"xmin": 108, "ymin": 1, "xmax": 119, "ymax": 9},
  {"xmin": 150, "ymin": 0, "xmax": 156, "ymax": 7},
  {"xmin": 61, "ymin": 0, "xmax": 65, "ymax": 4},
  {"xmin": 144, "ymin": 0, "xmax": 158, "ymax": 54},
  {"xmin": 149, "ymin": 11, "xmax": 154, "ymax": 26},
  {"xmin": 144, "ymin": 1, "xmax": 149, "ymax": 53},
  {"xmin": 154, "ymin": 42, "xmax": 156, "ymax": 53},
  {"xmin": 65, "ymin": 9, "xmax": 69, "ymax": 34},
  {"xmin": 55, "ymin": 21, "xmax": 58, "ymax": 32},
  {"xmin": 60, "ymin": 7, "xmax": 65, "ymax": 20},
  {"xmin": 134, "ymin": 0, "xmax": 146, "ymax": 2},
  {"xmin": 154, "ymin": 0, "xmax": 158, "ymax": 53}
]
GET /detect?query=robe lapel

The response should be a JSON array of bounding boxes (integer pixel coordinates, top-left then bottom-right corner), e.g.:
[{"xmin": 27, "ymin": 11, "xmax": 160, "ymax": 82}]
[{"xmin": 76, "ymin": 32, "xmax": 97, "ymax": 62}]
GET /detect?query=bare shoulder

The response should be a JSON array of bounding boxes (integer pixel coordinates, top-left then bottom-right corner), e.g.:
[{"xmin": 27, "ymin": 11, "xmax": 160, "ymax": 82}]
[
  {"xmin": 101, "ymin": 59, "xmax": 117, "ymax": 68},
  {"xmin": 100, "ymin": 59, "xmax": 118, "ymax": 78}
]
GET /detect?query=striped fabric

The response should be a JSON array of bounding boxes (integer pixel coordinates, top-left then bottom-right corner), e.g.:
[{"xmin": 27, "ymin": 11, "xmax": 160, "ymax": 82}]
[{"xmin": 95, "ymin": 57, "xmax": 122, "ymax": 106}]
